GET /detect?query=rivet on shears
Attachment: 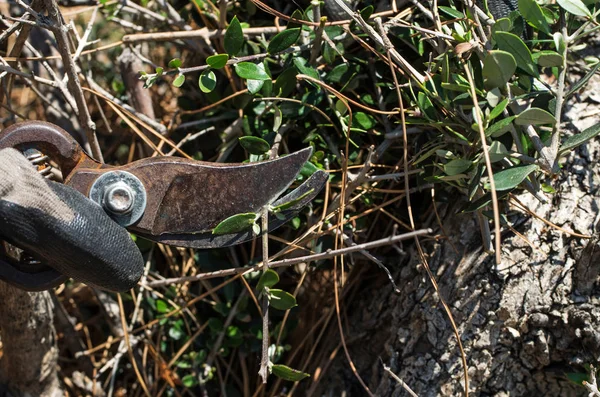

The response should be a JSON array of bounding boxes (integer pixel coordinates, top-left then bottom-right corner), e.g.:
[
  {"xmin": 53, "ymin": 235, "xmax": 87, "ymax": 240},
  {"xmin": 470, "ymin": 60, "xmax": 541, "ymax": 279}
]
[{"xmin": 89, "ymin": 171, "xmax": 147, "ymax": 227}]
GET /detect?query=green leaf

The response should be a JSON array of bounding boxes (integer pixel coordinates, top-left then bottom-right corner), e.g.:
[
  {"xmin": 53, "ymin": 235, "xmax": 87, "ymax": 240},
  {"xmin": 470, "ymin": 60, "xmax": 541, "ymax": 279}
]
[
  {"xmin": 239, "ymin": 136, "xmax": 270, "ymax": 154},
  {"xmin": 212, "ymin": 212, "xmax": 257, "ymax": 235},
  {"xmin": 247, "ymin": 79, "xmax": 265, "ymax": 94},
  {"xmin": 168, "ymin": 58, "xmax": 182, "ymax": 68},
  {"xmin": 483, "ymin": 50, "xmax": 517, "ymax": 88},
  {"xmin": 270, "ymin": 189, "xmax": 315, "ymax": 213},
  {"xmin": 271, "ymin": 364, "xmax": 310, "ymax": 381},
  {"xmin": 515, "ymin": 107, "xmax": 556, "ymax": 125},
  {"xmin": 565, "ymin": 371, "xmax": 589, "ymax": 386},
  {"xmin": 566, "ymin": 62, "xmax": 600, "ymax": 97},
  {"xmin": 532, "ymin": 51, "xmax": 564, "ymax": 67},
  {"xmin": 199, "ymin": 69, "xmax": 217, "ymax": 93},
  {"xmin": 518, "ymin": 0, "xmax": 551, "ymax": 34},
  {"xmin": 156, "ymin": 299, "xmax": 169, "ymax": 313},
  {"xmin": 257, "ymin": 269, "xmax": 279, "ymax": 291},
  {"xmin": 494, "ymin": 31, "xmax": 538, "ymax": 77},
  {"xmin": 269, "ymin": 289, "xmax": 297, "ymax": 310},
  {"xmin": 234, "ymin": 62, "xmax": 271, "ymax": 80},
  {"xmin": 444, "ymin": 158, "xmax": 472, "ymax": 176},
  {"xmin": 207, "ymin": 54, "xmax": 229, "ymax": 69},
  {"xmin": 182, "ymin": 374, "xmax": 198, "ymax": 388},
  {"xmin": 354, "ymin": 112, "xmax": 377, "ymax": 129},
  {"xmin": 173, "ymin": 74, "xmax": 185, "ymax": 88},
  {"xmin": 224, "ymin": 16, "xmax": 244, "ymax": 56},
  {"xmin": 490, "ymin": 164, "xmax": 538, "ymax": 191},
  {"xmin": 486, "ymin": 116, "xmax": 516, "ymax": 137},
  {"xmin": 268, "ymin": 28, "xmax": 301, "ymax": 54},
  {"xmin": 489, "ymin": 98, "xmax": 509, "ymax": 120},
  {"xmin": 169, "ymin": 326, "xmax": 184, "ymax": 340},
  {"xmin": 560, "ymin": 121, "xmax": 600, "ymax": 154},
  {"xmin": 556, "ymin": 0, "xmax": 591, "ymax": 16},
  {"xmin": 488, "ymin": 141, "xmax": 508, "ymax": 162},
  {"xmin": 293, "ymin": 57, "xmax": 319, "ymax": 80}
]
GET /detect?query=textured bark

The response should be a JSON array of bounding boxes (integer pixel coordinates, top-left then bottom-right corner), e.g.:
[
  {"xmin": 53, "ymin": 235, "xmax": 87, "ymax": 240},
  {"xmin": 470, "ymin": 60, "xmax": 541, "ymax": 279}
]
[
  {"xmin": 310, "ymin": 52, "xmax": 600, "ymax": 397},
  {"xmin": 0, "ymin": 282, "xmax": 61, "ymax": 397}
]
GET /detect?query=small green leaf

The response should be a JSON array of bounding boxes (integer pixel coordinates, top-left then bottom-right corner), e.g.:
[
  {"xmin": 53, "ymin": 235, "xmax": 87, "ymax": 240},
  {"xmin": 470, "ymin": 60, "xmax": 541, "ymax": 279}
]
[
  {"xmin": 247, "ymin": 79, "xmax": 265, "ymax": 94},
  {"xmin": 444, "ymin": 158, "xmax": 472, "ymax": 176},
  {"xmin": 518, "ymin": 0, "xmax": 551, "ymax": 34},
  {"xmin": 224, "ymin": 16, "xmax": 244, "ymax": 56},
  {"xmin": 271, "ymin": 364, "xmax": 310, "ymax": 381},
  {"xmin": 489, "ymin": 98, "xmax": 509, "ymax": 120},
  {"xmin": 515, "ymin": 107, "xmax": 556, "ymax": 125},
  {"xmin": 494, "ymin": 31, "xmax": 538, "ymax": 77},
  {"xmin": 293, "ymin": 57, "xmax": 319, "ymax": 80},
  {"xmin": 270, "ymin": 189, "xmax": 315, "ymax": 213},
  {"xmin": 156, "ymin": 299, "xmax": 169, "ymax": 313},
  {"xmin": 199, "ymin": 69, "xmax": 217, "ymax": 93},
  {"xmin": 234, "ymin": 62, "xmax": 271, "ymax": 80},
  {"xmin": 269, "ymin": 289, "xmax": 297, "ymax": 310},
  {"xmin": 488, "ymin": 141, "xmax": 508, "ymax": 162},
  {"xmin": 257, "ymin": 269, "xmax": 279, "ymax": 291},
  {"xmin": 354, "ymin": 112, "xmax": 377, "ymax": 129},
  {"xmin": 565, "ymin": 371, "xmax": 589, "ymax": 385},
  {"xmin": 532, "ymin": 51, "xmax": 564, "ymax": 67},
  {"xmin": 268, "ymin": 28, "xmax": 301, "ymax": 54},
  {"xmin": 483, "ymin": 50, "xmax": 517, "ymax": 88},
  {"xmin": 491, "ymin": 164, "xmax": 538, "ymax": 191},
  {"xmin": 169, "ymin": 326, "xmax": 184, "ymax": 340},
  {"xmin": 239, "ymin": 136, "xmax": 270, "ymax": 154},
  {"xmin": 172, "ymin": 74, "xmax": 185, "ymax": 88},
  {"xmin": 560, "ymin": 121, "xmax": 600, "ymax": 154},
  {"xmin": 486, "ymin": 116, "xmax": 516, "ymax": 137},
  {"xmin": 359, "ymin": 5, "xmax": 374, "ymax": 20},
  {"xmin": 439, "ymin": 6, "xmax": 464, "ymax": 18},
  {"xmin": 212, "ymin": 213, "xmax": 257, "ymax": 235},
  {"xmin": 207, "ymin": 54, "xmax": 229, "ymax": 69},
  {"xmin": 556, "ymin": 0, "xmax": 591, "ymax": 16},
  {"xmin": 168, "ymin": 58, "xmax": 182, "ymax": 68},
  {"xmin": 155, "ymin": 67, "xmax": 164, "ymax": 75},
  {"xmin": 182, "ymin": 374, "xmax": 198, "ymax": 387},
  {"xmin": 566, "ymin": 62, "xmax": 600, "ymax": 97}
]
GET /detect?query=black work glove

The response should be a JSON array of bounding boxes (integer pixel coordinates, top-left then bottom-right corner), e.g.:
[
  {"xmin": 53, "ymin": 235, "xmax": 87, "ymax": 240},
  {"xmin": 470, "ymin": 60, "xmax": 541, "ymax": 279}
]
[{"xmin": 0, "ymin": 148, "xmax": 144, "ymax": 292}]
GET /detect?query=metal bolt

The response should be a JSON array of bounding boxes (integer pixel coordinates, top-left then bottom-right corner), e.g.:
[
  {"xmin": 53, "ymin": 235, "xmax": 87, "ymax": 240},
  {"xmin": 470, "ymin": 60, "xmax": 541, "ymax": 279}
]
[{"xmin": 103, "ymin": 183, "xmax": 134, "ymax": 214}]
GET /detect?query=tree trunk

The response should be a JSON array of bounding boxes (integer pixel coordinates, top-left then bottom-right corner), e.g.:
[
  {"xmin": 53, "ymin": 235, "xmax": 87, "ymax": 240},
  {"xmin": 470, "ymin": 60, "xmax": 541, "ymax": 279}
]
[
  {"xmin": 309, "ymin": 81, "xmax": 600, "ymax": 396},
  {"xmin": 0, "ymin": 282, "xmax": 61, "ymax": 397}
]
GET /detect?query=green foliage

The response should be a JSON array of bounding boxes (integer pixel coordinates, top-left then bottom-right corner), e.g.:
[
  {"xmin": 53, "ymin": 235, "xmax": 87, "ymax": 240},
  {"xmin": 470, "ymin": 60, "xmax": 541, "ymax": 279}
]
[
  {"xmin": 239, "ymin": 136, "xmax": 270, "ymax": 154},
  {"xmin": 206, "ymin": 54, "xmax": 229, "ymax": 69},
  {"xmin": 212, "ymin": 213, "xmax": 257, "ymax": 235},
  {"xmin": 268, "ymin": 28, "xmax": 301, "ymax": 54},
  {"xmin": 224, "ymin": 16, "xmax": 244, "ymax": 56},
  {"xmin": 271, "ymin": 364, "xmax": 310, "ymax": 381},
  {"xmin": 234, "ymin": 62, "xmax": 271, "ymax": 80},
  {"xmin": 199, "ymin": 69, "xmax": 217, "ymax": 93}
]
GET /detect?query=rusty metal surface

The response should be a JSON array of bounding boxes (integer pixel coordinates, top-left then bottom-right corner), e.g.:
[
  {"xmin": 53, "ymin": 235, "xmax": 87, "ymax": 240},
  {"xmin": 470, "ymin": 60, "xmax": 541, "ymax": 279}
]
[{"xmin": 0, "ymin": 121, "xmax": 324, "ymax": 247}]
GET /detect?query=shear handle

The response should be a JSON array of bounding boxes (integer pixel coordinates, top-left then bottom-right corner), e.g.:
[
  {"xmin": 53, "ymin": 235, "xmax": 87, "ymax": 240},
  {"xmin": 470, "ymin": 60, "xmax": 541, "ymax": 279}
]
[{"xmin": 0, "ymin": 121, "xmax": 100, "ymax": 178}]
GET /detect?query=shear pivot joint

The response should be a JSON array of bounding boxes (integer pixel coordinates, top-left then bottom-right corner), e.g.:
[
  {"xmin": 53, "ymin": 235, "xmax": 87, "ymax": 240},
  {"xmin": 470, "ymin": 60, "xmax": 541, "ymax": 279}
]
[{"xmin": 89, "ymin": 171, "xmax": 147, "ymax": 227}]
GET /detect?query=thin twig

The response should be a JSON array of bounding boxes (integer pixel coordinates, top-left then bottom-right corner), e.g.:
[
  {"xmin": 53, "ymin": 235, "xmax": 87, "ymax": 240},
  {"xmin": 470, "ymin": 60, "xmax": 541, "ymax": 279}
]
[{"xmin": 144, "ymin": 229, "xmax": 431, "ymax": 288}]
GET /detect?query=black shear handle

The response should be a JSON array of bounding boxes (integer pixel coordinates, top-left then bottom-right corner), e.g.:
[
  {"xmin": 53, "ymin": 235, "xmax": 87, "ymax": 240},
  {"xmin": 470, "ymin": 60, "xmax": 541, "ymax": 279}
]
[{"xmin": 0, "ymin": 121, "xmax": 90, "ymax": 178}]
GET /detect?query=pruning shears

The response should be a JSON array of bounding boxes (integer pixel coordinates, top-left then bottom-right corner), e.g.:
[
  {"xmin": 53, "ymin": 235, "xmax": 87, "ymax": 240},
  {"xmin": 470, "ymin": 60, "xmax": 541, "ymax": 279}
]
[{"xmin": 0, "ymin": 121, "xmax": 327, "ymax": 290}]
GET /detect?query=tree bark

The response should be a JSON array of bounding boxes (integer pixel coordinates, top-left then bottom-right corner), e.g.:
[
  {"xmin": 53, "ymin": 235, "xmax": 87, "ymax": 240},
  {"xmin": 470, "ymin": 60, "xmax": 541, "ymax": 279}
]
[
  {"xmin": 308, "ymin": 75, "xmax": 600, "ymax": 397},
  {"xmin": 0, "ymin": 282, "xmax": 61, "ymax": 397}
]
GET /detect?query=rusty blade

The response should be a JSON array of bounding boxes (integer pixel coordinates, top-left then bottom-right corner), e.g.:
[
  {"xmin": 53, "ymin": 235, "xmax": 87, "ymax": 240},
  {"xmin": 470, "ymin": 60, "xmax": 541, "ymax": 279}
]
[
  {"xmin": 138, "ymin": 169, "xmax": 328, "ymax": 248},
  {"xmin": 67, "ymin": 147, "xmax": 313, "ymax": 236}
]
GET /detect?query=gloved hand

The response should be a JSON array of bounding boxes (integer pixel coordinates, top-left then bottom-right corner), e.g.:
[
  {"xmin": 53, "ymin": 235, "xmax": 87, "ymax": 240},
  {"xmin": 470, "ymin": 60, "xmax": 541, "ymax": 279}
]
[{"xmin": 0, "ymin": 148, "xmax": 144, "ymax": 292}]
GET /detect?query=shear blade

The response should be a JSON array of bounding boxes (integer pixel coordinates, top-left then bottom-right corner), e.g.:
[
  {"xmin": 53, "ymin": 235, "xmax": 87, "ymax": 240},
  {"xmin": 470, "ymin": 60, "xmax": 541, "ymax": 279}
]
[{"xmin": 140, "ymin": 170, "xmax": 328, "ymax": 248}]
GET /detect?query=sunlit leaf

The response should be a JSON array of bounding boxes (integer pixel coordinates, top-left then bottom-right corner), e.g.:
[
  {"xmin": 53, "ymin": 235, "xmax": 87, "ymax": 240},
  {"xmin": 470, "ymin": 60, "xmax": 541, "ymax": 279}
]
[
  {"xmin": 560, "ymin": 121, "xmax": 600, "ymax": 154},
  {"xmin": 494, "ymin": 31, "xmax": 538, "ymax": 77},
  {"xmin": 172, "ymin": 74, "xmax": 185, "ymax": 88},
  {"xmin": 490, "ymin": 164, "xmax": 538, "ymax": 191},
  {"xmin": 269, "ymin": 289, "xmax": 297, "ymax": 310},
  {"xmin": 271, "ymin": 364, "xmax": 310, "ymax": 381},
  {"xmin": 168, "ymin": 58, "xmax": 182, "ymax": 68},
  {"xmin": 518, "ymin": 0, "xmax": 551, "ymax": 34},
  {"xmin": 239, "ymin": 136, "xmax": 270, "ymax": 154},
  {"xmin": 207, "ymin": 54, "xmax": 229, "ymax": 69},
  {"xmin": 212, "ymin": 213, "xmax": 257, "ymax": 235},
  {"xmin": 257, "ymin": 269, "xmax": 279, "ymax": 291},
  {"xmin": 224, "ymin": 16, "xmax": 244, "ymax": 56},
  {"xmin": 234, "ymin": 62, "xmax": 271, "ymax": 80},
  {"xmin": 268, "ymin": 28, "xmax": 301, "ymax": 54},
  {"xmin": 556, "ymin": 0, "xmax": 591, "ymax": 16},
  {"xmin": 199, "ymin": 69, "xmax": 217, "ymax": 93},
  {"xmin": 515, "ymin": 108, "xmax": 556, "ymax": 125},
  {"xmin": 483, "ymin": 50, "xmax": 517, "ymax": 88}
]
